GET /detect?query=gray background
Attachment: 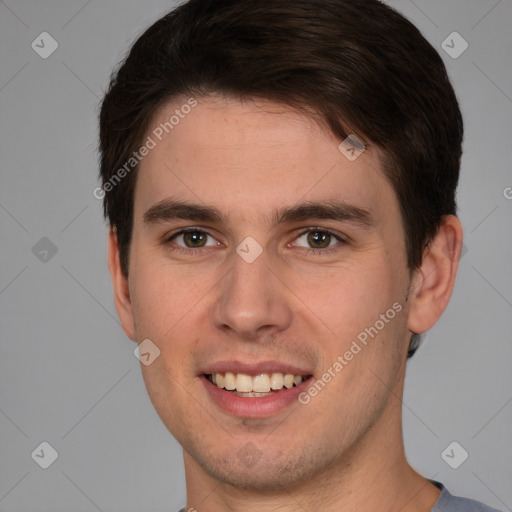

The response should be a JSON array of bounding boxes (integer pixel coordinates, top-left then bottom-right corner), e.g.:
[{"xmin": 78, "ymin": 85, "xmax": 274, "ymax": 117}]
[{"xmin": 0, "ymin": 1, "xmax": 511, "ymax": 511}]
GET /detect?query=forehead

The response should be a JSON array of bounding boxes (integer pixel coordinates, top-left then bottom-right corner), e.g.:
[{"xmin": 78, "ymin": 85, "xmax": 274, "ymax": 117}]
[{"xmin": 133, "ymin": 95, "xmax": 397, "ymax": 225}]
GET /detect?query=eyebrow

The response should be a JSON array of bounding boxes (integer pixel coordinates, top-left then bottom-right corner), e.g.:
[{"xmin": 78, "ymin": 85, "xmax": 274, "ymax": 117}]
[
  {"xmin": 143, "ymin": 199, "xmax": 373, "ymax": 228},
  {"xmin": 143, "ymin": 200, "xmax": 224, "ymax": 224},
  {"xmin": 273, "ymin": 201, "xmax": 373, "ymax": 227}
]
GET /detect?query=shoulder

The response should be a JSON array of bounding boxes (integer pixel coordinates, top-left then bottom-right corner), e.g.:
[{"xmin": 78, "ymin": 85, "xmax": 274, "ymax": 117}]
[{"xmin": 432, "ymin": 482, "xmax": 503, "ymax": 512}]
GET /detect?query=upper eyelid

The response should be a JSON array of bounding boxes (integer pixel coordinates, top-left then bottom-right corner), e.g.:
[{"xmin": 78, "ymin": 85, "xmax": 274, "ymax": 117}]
[
  {"xmin": 167, "ymin": 226, "xmax": 215, "ymax": 239},
  {"xmin": 296, "ymin": 226, "xmax": 344, "ymax": 237}
]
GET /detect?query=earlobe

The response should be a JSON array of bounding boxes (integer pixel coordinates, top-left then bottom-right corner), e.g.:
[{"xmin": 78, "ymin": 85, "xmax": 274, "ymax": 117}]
[
  {"xmin": 108, "ymin": 229, "xmax": 136, "ymax": 340},
  {"xmin": 407, "ymin": 215, "xmax": 463, "ymax": 335}
]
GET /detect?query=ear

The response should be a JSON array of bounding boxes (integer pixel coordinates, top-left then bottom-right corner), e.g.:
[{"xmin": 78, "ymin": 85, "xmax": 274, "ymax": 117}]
[
  {"xmin": 407, "ymin": 215, "xmax": 464, "ymax": 335},
  {"xmin": 108, "ymin": 229, "xmax": 136, "ymax": 340}
]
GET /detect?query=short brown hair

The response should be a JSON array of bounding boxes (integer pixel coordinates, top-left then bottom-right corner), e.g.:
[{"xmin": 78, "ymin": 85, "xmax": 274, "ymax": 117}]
[{"xmin": 99, "ymin": 0, "xmax": 463, "ymax": 357}]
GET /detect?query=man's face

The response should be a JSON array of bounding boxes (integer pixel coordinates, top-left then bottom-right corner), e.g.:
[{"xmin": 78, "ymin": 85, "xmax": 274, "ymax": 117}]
[{"xmin": 121, "ymin": 95, "xmax": 413, "ymax": 489}]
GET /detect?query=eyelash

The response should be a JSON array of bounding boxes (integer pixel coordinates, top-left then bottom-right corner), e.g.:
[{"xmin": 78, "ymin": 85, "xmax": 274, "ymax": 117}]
[
  {"xmin": 165, "ymin": 227, "xmax": 219, "ymax": 255},
  {"xmin": 166, "ymin": 227, "xmax": 347, "ymax": 256},
  {"xmin": 293, "ymin": 227, "xmax": 347, "ymax": 254}
]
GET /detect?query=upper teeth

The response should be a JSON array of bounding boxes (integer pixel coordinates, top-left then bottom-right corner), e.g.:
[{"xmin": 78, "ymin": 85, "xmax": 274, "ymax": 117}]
[{"xmin": 209, "ymin": 372, "xmax": 306, "ymax": 392}]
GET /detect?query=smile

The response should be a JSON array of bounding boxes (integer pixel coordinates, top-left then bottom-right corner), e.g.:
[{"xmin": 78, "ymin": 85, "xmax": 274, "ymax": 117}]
[
  {"xmin": 201, "ymin": 369, "xmax": 314, "ymax": 418},
  {"xmin": 205, "ymin": 372, "xmax": 311, "ymax": 397}
]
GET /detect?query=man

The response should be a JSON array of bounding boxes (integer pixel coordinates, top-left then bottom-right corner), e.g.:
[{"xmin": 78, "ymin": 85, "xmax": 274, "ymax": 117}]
[{"xmin": 98, "ymin": 0, "xmax": 501, "ymax": 510}]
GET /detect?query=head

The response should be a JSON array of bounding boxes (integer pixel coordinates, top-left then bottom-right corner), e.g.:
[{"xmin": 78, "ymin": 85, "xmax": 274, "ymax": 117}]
[{"xmin": 100, "ymin": 0, "xmax": 463, "ymax": 495}]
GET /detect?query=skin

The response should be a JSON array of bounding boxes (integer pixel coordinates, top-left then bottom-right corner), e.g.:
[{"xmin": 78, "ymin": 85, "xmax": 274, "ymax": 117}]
[{"xmin": 108, "ymin": 95, "xmax": 463, "ymax": 511}]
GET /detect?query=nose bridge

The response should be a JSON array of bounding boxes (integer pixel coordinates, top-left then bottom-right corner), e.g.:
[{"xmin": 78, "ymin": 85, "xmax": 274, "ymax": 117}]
[{"xmin": 212, "ymin": 246, "xmax": 292, "ymax": 338}]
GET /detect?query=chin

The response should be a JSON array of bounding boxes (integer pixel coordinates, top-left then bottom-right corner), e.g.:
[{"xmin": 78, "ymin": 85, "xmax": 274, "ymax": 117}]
[{"xmin": 184, "ymin": 437, "xmax": 338, "ymax": 492}]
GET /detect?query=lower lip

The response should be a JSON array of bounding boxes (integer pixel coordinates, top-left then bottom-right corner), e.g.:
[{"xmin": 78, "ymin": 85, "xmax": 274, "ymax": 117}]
[{"xmin": 200, "ymin": 375, "xmax": 312, "ymax": 418}]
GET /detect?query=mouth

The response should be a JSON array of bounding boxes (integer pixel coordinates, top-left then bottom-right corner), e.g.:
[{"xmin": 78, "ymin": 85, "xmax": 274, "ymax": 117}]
[
  {"xmin": 200, "ymin": 368, "xmax": 314, "ymax": 418},
  {"xmin": 205, "ymin": 371, "xmax": 313, "ymax": 397}
]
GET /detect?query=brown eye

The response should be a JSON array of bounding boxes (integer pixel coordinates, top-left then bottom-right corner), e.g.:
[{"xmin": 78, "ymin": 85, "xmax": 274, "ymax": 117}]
[
  {"xmin": 307, "ymin": 230, "xmax": 332, "ymax": 248},
  {"xmin": 170, "ymin": 229, "xmax": 217, "ymax": 249},
  {"xmin": 182, "ymin": 231, "xmax": 208, "ymax": 247},
  {"xmin": 292, "ymin": 229, "xmax": 345, "ymax": 252}
]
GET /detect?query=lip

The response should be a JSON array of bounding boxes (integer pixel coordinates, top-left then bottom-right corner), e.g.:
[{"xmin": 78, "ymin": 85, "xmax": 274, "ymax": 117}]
[
  {"xmin": 200, "ymin": 374, "xmax": 313, "ymax": 418},
  {"xmin": 200, "ymin": 360, "xmax": 313, "ymax": 377}
]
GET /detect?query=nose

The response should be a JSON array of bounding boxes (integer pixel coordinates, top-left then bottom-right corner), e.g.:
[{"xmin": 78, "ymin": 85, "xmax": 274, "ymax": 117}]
[{"xmin": 211, "ymin": 247, "xmax": 293, "ymax": 340}]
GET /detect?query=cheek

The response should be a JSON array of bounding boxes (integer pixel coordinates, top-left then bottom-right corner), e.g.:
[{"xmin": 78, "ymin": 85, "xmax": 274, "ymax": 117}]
[
  {"xmin": 131, "ymin": 263, "xmax": 206, "ymax": 432},
  {"xmin": 300, "ymin": 260, "xmax": 399, "ymax": 341},
  {"xmin": 128, "ymin": 255, "xmax": 209, "ymax": 341},
  {"xmin": 128, "ymin": 254, "xmax": 209, "ymax": 392}
]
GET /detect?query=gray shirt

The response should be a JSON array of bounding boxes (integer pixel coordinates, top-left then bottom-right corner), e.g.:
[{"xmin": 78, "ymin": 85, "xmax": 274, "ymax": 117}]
[
  {"xmin": 177, "ymin": 481, "xmax": 503, "ymax": 511},
  {"xmin": 431, "ymin": 482, "xmax": 503, "ymax": 512}
]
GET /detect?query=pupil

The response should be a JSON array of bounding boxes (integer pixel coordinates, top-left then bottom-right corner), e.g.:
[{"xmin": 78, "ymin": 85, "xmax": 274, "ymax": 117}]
[
  {"xmin": 308, "ymin": 231, "xmax": 330, "ymax": 248},
  {"xmin": 184, "ymin": 231, "xmax": 206, "ymax": 247}
]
